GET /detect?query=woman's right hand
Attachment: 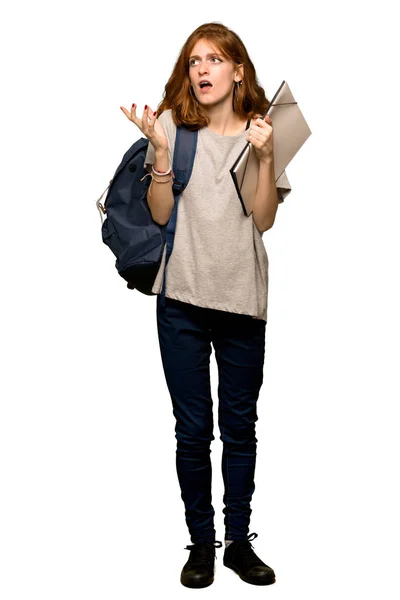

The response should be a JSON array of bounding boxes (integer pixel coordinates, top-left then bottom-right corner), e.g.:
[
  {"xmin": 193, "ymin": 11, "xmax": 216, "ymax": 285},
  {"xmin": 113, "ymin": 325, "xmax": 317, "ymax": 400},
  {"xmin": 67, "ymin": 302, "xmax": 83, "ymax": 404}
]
[{"xmin": 120, "ymin": 104, "xmax": 168, "ymax": 153}]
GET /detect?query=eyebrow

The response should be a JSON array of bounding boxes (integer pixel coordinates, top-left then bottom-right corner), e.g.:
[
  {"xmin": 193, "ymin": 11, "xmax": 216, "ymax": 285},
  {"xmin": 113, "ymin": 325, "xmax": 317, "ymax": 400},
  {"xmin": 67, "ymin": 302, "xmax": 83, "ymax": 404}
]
[{"xmin": 189, "ymin": 52, "xmax": 222, "ymax": 60}]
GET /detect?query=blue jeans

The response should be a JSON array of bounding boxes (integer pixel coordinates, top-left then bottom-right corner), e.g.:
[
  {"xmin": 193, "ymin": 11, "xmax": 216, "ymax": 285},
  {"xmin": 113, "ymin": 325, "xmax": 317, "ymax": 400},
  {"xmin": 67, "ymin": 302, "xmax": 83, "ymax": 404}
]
[{"xmin": 156, "ymin": 295, "xmax": 266, "ymax": 544}]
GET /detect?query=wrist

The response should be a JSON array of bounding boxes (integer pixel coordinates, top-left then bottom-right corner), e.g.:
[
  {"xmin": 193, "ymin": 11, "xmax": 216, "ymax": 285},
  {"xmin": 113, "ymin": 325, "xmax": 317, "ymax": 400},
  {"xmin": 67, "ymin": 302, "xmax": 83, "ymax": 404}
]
[
  {"xmin": 259, "ymin": 155, "xmax": 274, "ymax": 169},
  {"xmin": 155, "ymin": 147, "xmax": 168, "ymax": 158},
  {"xmin": 154, "ymin": 147, "xmax": 170, "ymax": 173}
]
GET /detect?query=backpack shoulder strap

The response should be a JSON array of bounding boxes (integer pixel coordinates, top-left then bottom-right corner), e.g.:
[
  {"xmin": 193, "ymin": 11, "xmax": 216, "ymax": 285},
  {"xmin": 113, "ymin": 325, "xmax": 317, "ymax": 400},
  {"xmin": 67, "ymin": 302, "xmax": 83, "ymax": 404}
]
[
  {"xmin": 171, "ymin": 126, "xmax": 198, "ymax": 196},
  {"xmin": 160, "ymin": 125, "xmax": 198, "ymax": 305}
]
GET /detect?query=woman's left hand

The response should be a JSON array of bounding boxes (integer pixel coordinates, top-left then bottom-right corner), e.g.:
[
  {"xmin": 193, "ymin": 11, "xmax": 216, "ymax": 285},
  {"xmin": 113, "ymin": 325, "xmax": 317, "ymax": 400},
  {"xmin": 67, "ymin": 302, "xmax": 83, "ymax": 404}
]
[{"xmin": 246, "ymin": 114, "xmax": 274, "ymax": 163}]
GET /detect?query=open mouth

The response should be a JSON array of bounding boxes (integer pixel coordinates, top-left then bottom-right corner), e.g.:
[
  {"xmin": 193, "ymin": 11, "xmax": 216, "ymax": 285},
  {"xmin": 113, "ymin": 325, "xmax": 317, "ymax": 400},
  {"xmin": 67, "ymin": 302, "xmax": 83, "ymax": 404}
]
[{"xmin": 199, "ymin": 81, "xmax": 213, "ymax": 91}]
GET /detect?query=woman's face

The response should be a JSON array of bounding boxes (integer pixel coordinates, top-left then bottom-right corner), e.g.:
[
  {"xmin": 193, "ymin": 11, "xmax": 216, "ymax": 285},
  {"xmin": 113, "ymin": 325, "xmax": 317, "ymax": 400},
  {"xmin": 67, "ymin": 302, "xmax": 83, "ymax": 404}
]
[{"xmin": 188, "ymin": 39, "xmax": 242, "ymax": 108}]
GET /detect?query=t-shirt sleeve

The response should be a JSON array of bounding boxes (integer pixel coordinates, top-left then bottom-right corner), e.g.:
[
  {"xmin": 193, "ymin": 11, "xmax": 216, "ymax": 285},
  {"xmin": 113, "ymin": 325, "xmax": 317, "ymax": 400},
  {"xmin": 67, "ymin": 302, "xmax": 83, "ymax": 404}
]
[
  {"xmin": 276, "ymin": 169, "xmax": 292, "ymax": 203},
  {"xmin": 144, "ymin": 110, "xmax": 175, "ymax": 173}
]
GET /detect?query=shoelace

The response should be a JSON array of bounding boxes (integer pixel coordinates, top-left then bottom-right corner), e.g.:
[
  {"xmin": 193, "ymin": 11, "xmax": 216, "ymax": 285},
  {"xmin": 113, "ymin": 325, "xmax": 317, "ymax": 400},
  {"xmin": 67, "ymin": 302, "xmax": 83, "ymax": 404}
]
[
  {"xmin": 232, "ymin": 532, "xmax": 265, "ymax": 567},
  {"xmin": 184, "ymin": 540, "xmax": 223, "ymax": 567}
]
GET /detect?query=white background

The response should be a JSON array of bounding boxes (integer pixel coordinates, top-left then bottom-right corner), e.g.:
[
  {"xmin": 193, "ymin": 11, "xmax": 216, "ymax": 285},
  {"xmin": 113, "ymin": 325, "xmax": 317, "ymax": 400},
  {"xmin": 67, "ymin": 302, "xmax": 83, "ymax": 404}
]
[{"xmin": 1, "ymin": 1, "xmax": 399, "ymax": 598}]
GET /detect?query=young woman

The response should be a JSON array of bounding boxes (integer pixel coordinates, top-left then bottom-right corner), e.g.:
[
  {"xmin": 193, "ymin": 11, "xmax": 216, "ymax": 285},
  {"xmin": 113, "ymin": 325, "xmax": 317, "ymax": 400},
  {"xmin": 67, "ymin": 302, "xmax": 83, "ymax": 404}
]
[{"xmin": 120, "ymin": 22, "xmax": 291, "ymax": 588}]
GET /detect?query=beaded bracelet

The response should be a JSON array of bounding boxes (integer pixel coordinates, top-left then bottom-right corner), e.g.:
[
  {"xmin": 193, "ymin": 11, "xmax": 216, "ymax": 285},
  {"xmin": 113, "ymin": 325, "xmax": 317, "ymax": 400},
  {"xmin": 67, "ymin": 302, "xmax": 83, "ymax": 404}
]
[{"xmin": 140, "ymin": 165, "xmax": 175, "ymax": 196}]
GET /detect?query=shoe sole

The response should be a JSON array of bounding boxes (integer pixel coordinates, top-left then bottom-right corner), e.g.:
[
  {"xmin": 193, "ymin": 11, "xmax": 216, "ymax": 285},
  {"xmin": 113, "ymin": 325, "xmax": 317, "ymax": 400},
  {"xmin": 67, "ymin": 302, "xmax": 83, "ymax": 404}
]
[
  {"xmin": 223, "ymin": 560, "xmax": 276, "ymax": 586},
  {"xmin": 180, "ymin": 575, "xmax": 214, "ymax": 588}
]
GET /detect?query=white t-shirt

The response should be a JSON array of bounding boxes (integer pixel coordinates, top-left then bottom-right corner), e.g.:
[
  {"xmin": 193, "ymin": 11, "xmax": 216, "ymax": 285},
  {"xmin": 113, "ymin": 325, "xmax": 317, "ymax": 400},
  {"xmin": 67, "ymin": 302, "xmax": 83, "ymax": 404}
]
[{"xmin": 144, "ymin": 109, "xmax": 291, "ymax": 322}]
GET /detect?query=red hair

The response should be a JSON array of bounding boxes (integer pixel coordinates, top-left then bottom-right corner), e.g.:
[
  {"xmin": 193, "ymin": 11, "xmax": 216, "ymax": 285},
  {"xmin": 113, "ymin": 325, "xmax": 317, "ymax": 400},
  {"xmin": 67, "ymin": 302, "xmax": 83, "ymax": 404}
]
[{"xmin": 156, "ymin": 22, "xmax": 271, "ymax": 131}]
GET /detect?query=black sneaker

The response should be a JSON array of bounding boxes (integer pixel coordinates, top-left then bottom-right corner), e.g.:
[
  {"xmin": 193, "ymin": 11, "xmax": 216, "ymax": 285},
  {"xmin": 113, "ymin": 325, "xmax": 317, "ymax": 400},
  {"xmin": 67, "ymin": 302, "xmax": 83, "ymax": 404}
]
[
  {"xmin": 180, "ymin": 540, "xmax": 223, "ymax": 588},
  {"xmin": 223, "ymin": 532, "xmax": 276, "ymax": 585}
]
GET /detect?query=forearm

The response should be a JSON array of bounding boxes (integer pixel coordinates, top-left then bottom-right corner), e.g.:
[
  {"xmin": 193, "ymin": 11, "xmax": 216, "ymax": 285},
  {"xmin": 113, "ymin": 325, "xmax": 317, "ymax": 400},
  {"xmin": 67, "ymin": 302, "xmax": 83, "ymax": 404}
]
[
  {"xmin": 146, "ymin": 149, "xmax": 175, "ymax": 226},
  {"xmin": 252, "ymin": 157, "xmax": 279, "ymax": 232}
]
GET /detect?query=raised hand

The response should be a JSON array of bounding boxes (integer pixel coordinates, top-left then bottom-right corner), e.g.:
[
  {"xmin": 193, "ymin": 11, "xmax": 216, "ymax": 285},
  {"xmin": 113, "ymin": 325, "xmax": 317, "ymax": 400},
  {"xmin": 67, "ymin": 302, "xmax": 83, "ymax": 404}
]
[{"xmin": 120, "ymin": 103, "xmax": 168, "ymax": 152}]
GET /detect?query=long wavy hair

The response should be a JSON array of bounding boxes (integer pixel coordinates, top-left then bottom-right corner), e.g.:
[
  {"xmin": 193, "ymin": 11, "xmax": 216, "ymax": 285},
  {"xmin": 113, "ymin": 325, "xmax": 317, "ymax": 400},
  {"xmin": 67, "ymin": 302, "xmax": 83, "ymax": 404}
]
[{"xmin": 155, "ymin": 22, "xmax": 271, "ymax": 131}]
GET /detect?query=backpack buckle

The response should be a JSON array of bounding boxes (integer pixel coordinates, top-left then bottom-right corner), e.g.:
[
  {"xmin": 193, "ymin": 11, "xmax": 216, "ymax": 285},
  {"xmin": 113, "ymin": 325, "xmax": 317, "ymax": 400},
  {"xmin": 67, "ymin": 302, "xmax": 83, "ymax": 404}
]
[{"xmin": 172, "ymin": 181, "xmax": 185, "ymax": 196}]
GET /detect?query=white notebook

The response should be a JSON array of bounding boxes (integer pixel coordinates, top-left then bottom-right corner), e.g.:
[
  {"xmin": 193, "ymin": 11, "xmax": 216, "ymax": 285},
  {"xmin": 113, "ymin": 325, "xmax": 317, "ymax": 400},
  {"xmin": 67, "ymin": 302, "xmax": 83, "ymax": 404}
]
[{"xmin": 230, "ymin": 80, "xmax": 311, "ymax": 216}]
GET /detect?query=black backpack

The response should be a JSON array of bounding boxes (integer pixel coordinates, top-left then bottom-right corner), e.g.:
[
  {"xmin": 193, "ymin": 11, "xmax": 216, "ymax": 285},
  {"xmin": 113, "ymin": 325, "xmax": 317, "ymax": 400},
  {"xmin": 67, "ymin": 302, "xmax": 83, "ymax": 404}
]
[{"xmin": 96, "ymin": 125, "xmax": 198, "ymax": 305}]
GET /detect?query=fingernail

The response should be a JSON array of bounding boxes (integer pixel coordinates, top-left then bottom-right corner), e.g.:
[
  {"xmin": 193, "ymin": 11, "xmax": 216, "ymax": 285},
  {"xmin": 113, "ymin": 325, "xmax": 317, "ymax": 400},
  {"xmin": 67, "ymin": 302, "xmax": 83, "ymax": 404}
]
[
  {"xmin": 153, "ymin": 111, "xmax": 157, "ymax": 116},
  {"xmin": 132, "ymin": 103, "xmax": 135, "ymax": 108},
  {"xmin": 144, "ymin": 104, "xmax": 148, "ymax": 109}
]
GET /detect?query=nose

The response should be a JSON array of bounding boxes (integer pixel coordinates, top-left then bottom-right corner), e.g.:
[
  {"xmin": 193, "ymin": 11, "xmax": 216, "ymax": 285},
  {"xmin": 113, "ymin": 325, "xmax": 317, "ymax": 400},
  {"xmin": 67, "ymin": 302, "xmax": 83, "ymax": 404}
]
[{"xmin": 198, "ymin": 61, "xmax": 210, "ymax": 76}]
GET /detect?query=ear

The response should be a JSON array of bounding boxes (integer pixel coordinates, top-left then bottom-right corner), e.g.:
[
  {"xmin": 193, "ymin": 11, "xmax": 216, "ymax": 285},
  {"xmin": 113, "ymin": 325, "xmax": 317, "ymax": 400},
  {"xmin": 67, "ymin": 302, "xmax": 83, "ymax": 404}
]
[{"xmin": 235, "ymin": 63, "xmax": 244, "ymax": 83}]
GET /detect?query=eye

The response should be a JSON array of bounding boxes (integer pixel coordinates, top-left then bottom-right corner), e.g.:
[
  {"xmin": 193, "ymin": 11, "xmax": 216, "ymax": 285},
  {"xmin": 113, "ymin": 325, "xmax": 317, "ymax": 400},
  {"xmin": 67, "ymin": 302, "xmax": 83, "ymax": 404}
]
[{"xmin": 189, "ymin": 56, "xmax": 222, "ymax": 66}]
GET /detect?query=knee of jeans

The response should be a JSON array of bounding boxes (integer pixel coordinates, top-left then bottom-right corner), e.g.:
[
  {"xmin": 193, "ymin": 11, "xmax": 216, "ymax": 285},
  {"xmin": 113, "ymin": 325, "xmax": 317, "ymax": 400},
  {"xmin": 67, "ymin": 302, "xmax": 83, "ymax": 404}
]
[
  {"xmin": 219, "ymin": 424, "xmax": 257, "ymax": 447},
  {"xmin": 176, "ymin": 430, "xmax": 215, "ymax": 450}
]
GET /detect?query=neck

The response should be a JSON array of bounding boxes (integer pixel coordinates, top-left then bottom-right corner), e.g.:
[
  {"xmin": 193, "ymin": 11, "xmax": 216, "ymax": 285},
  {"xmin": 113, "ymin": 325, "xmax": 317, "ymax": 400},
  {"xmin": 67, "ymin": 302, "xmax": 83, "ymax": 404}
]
[{"xmin": 203, "ymin": 104, "xmax": 246, "ymax": 136}]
